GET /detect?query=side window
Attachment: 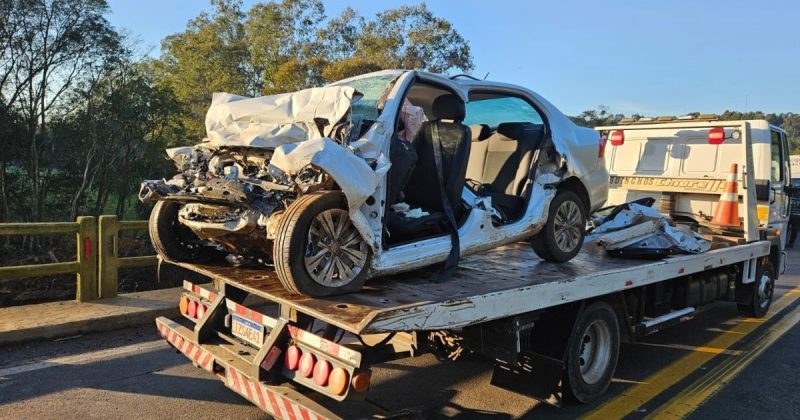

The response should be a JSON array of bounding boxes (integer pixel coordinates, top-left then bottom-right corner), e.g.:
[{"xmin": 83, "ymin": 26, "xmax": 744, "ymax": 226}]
[
  {"xmin": 464, "ymin": 96, "xmax": 543, "ymax": 128},
  {"xmin": 770, "ymin": 130, "xmax": 784, "ymax": 184},
  {"xmin": 783, "ymin": 133, "xmax": 791, "ymax": 183}
]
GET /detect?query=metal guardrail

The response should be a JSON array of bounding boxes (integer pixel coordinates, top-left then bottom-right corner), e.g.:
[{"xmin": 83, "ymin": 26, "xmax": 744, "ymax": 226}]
[{"xmin": 0, "ymin": 216, "xmax": 156, "ymax": 302}]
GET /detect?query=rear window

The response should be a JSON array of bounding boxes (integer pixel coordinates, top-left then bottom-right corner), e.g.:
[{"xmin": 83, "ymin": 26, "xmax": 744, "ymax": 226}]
[{"xmin": 464, "ymin": 96, "xmax": 543, "ymax": 128}]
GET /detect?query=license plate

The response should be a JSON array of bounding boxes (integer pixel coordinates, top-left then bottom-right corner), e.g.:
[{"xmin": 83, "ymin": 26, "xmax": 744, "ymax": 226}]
[{"xmin": 231, "ymin": 314, "xmax": 264, "ymax": 347}]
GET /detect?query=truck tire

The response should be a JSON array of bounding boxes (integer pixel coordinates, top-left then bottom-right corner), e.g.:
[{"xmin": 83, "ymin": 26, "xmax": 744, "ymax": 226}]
[
  {"xmin": 737, "ymin": 262, "xmax": 775, "ymax": 318},
  {"xmin": 531, "ymin": 190, "xmax": 586, "ymax": 262},
  {"xmin": 149, "ymin": 200, "xmax": 211, "ymax": 262},
  {"xmin": 564, "ymin": 301, "xmax": 620, "ymax": 404},
  {"xmin": 274, "ymin": 191, "xmax": 371, "ymax": 297}
]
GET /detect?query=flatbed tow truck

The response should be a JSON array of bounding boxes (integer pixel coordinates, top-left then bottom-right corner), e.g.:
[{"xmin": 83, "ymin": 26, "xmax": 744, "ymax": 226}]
[{"xmin": 155, "ymin": 120, "xmax": 783, "ymax": 419}]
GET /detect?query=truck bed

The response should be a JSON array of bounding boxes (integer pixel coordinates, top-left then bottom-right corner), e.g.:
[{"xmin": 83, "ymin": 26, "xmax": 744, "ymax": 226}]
[{"xmin": 169, "ymin": 240, "xmax": 770, "ymax": 335}]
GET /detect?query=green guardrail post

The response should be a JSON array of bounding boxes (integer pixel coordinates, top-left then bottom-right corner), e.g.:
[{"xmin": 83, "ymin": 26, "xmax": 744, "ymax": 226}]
[
  {"xmin": 98, "ymin": 215, "xmax": 119, "ymax": 299},
  {"xmin": 76, "ymin": 216, "xmax": 98, "ymax": 302}
]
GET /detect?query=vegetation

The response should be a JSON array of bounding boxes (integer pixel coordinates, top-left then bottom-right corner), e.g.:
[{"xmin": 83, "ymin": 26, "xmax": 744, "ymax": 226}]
[{"xmin": 0, "ymin": 0, "xmax": 797, "ymax": 228}]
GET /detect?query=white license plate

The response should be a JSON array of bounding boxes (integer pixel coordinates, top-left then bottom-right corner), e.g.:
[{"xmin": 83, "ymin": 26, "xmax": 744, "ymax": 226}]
[{"xmin": 231, "ymin": 314, "xmax": 264, "ymax": 347}]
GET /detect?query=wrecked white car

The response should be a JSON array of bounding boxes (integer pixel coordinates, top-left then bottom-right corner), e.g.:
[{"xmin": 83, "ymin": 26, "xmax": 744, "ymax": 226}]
[{"xmin": 140, "ymin": 70, "xmax": 609, "ymax": 296}]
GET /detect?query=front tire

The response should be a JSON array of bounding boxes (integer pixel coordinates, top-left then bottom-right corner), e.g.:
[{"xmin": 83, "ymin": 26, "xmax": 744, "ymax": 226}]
[
  {"xmin": 531, "ymin": 189, "xmax": 586, "ymax": 262},
  {"xmin": 274, "ymin": 192, "xmax": 371, "ymax": 297},
  {"xmin": 564, "ymin": 301, "xmax": 620, "ymax": 403},
  {"xmin": 149, "ymin": 200, "xmax": 211, "ymax": 262}
]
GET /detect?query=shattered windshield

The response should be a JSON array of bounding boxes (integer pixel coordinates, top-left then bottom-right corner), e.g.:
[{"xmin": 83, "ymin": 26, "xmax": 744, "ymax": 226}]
[{"xmin": 330, "ymin": 74, "xmax": 399, "ymax": 122}]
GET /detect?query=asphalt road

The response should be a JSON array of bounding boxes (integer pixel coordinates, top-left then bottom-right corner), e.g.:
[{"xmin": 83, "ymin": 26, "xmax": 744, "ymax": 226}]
[{"xmin": 2, "ymin": 254, "xmax": 800, "ymax": 419}]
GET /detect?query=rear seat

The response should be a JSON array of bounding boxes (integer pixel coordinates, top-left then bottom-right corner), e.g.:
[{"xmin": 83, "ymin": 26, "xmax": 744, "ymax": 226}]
[{"xmin": 465, "ymin": 122, "xmax": 545, "ymax": 218}]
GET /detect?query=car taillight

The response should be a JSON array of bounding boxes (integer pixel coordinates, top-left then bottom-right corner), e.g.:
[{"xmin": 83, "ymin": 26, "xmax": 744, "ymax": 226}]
[
  {"xmin": 610, "ymin": 130, "xmax": 625, "ymax": 146},
  {"xmin": 598, "ymin": 135, "xmax": 608, "ymax": 158},
  {"xmin": 708, "ymin": 127, "xmax": 725, "ymax": 144}
]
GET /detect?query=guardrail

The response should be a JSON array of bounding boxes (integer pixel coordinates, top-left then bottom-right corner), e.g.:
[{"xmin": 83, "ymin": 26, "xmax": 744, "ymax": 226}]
[{"xmin": 0, "ymin": 216, "xmax": 156, "ymax": 302}]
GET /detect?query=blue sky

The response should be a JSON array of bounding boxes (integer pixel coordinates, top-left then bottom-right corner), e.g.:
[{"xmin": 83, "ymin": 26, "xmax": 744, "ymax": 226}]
[{"xmin": 107, "ymin": 0, "xmax": 800, "ymax": 116}]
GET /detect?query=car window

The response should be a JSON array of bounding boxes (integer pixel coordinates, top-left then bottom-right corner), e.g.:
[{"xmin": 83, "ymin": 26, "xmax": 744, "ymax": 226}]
[
  {"xmin": 464, "ymin": 96, "xmax": 543, "ymax": 129},
  {"xmin": 330, "ymin": 74, "xmax": 398, "ymax": 122},
  {"xmin": 770, "ymin": 130, "xmax": 784, "ymax": 184}
]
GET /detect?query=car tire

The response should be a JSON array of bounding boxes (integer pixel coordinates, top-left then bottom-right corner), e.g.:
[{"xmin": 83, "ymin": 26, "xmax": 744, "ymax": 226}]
[
  {"xmin": 149, "ymin": 200, "xmax": 212, "ymax": 262},
  {"xmin": 274, "ymin": 191, "xmax": 371, "ymax": 297},
  {"xmin": 563, "ymin": 301, "xmax": 620, "ymax": 404},
  {"xmin": 737, "ymin": 262, "xmax": 775, "ymax": 318},
  {"xmin": 531, "ymin": 189, "xmax": 586, "ymax": 262}
]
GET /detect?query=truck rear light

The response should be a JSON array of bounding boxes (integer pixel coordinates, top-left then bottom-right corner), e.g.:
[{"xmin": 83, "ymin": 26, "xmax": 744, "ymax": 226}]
[
  {"xmin": 351, "ymin": 370, "xmax": 371, "ymax": 393},
  {"xmin": 708, "ymin": 127, "xmax": 725, "ymax": 144},
  {"xmin": 328, "ymin": 367, "xmax": 349, "ymax": 395},
  {"xmin": 179, "ymin": 296, "xmax": 189, "ymax": 316},
  {"xmin": 187, "ymin": 299, "xmax": 198, "ymax": 318},
  {"xmin": 313, "ymin": 359, "xmax": 332, "ymax": 386},
  {"xmin": 197, "ymin": 303, "xmax": 207, "ymax": 319},
  {"xmin": 598, "ymin": 135, "xmax": 608, "ymax": 157},
  {"xmin": 299, "ymin": 352, "xmax": 316, "ymax": 377},
  {"xmin": 285, "ymin": 345, "xmax": 301, "ymax": 370},
  {"xmin": 610, "ymin": 130, "xmax": 625, "ymax": 146}
]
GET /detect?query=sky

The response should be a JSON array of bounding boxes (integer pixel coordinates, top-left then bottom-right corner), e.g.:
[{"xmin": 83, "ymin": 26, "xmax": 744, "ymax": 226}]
[{"xmin": 106, "ymin": 0, "xmax": 800, "ymax": 116}]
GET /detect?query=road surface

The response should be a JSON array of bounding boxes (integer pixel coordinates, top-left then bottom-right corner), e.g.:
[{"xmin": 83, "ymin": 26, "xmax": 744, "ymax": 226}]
[{"xmin": 2, "ymin": 253, "xmax": 800, "ymax": 419}]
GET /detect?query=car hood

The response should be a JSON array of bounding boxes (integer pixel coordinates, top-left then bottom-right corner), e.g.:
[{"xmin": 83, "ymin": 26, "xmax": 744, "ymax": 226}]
[{"xmin": 203, "ymin": 86, "xmax": 358, "ymax": 148}]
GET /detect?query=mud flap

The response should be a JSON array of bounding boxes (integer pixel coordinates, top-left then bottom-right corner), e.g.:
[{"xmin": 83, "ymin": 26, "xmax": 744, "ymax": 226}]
[{"xmin": 491, "ymin": 352, "xmax": 565, "ymax": 407}]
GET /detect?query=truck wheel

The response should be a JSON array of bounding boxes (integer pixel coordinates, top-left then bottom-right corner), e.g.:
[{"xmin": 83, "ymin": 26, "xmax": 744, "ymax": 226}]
[
  {"xmin": 274, "ymin": 191, "xmax": 371, "ymax": 297},
  {"xmin": 531, "ymin": 190, "xmax": 586, "ymax": 262},
  {"xmin": 737, "ymin": 262, "xmax": 775, "ymax": 318},
  {"xmin": 149, "ymin": 200, "xmax": 211, "ymax": 262},
  {"xmin": 564, "ymin": 301, "xmax": 620, "ymax": 404}
]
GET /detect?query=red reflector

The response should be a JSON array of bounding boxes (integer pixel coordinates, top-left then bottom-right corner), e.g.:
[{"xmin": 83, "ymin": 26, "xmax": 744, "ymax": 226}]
[
  {"xmin": 84, "ymin": 238, "xmax": 91, "ymax": 257},
  {"xmin": 313, "ymin": 359, "xmax": 332, "ymax": 386},
  {"xmin": 708, "ymin": 127, "xmax": 725, "ymax": 144},
  {"xmin": 187, "ymin": 300, "xmax": 197, "ymax": 318},
  {"xmin": 285, "ymin": 345, "xmax": 301, "ymax": 370},
  {"xmin": 299, "ymin": 352, "xmax": 316, "ymax": 377},
  {"xmin": 610, "ymin": 130, "xmax": 625, "ymax": 146}
]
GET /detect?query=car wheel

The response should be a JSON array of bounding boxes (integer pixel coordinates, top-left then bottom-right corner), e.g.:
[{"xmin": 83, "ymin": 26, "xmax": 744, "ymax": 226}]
[
  {"xmin": 531, "ymin": 189, "xmax": 586, "ymax": 262},
  {"xmin": 149, "ymin": 200, "xmax": 212, "ymax": 262},
  {"xmin": 737, "ymin": 262, "xmax": 775, "ymax": 318},
  {"xmin": 564, "ymin": 301, "xmax": 620, "ymax": 404},
  {"xmin": 274, "ymin": 191, "xmax": 371, "ymax": 297}
]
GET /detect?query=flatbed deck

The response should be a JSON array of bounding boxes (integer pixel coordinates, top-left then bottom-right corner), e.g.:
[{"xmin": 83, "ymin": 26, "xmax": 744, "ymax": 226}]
[{"xmin": 169, "ymin": 240, "xmax": 770, "ymax": 335}]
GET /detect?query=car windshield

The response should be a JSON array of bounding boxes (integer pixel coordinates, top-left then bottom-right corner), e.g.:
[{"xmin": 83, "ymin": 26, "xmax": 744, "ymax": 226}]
[{"xmin": 330, "ymin": 74, "xmax": 399, "ymax": 122}]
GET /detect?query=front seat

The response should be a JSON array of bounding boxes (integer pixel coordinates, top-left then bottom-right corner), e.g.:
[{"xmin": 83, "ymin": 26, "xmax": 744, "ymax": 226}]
[{"xmin": 388, "ymin": 94, "xmax": 471, "ymax": 238}]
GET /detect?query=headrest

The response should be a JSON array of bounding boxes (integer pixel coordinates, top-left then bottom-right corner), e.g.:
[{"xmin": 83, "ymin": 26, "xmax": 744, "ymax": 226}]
[
  {"xmin": 469, "ymin": 124, "xmax": 492, "ymax": 141},
  {"xmin": 431, "ymin": 94, "xmax": 465, "ymax": 121},
  {"xmin": 496, "ymin": 122, "xmax": 540, "ymax": 140}
]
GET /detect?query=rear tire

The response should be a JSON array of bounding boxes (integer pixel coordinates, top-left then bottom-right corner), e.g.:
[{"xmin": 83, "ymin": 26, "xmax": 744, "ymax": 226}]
[
  {"xmin": 531, "ymin": 189, "xmax": 586, "ymax": 262},
  {"xmin": 737, "ymin": 262, "xmax": 775, "ymax": 318},
  {"xmin": 564, "ymin": 301, "xmax": 620, "ymax": 404},
  {"xmin": 274, "ymin": 192, "xmax": 371, "ymax": 297},
  {"xmin": 149, "ymin": 200, "xmax": 212, "ymax": 262}
]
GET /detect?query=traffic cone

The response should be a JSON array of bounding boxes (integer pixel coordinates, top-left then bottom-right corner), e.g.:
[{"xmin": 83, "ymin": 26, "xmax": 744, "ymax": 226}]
[{"xmin": 711, "ymin": 164, "xmax": 740, "ymax": 227}]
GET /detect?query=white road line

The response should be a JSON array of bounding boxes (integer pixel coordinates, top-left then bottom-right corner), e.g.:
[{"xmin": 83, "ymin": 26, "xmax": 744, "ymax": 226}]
[{"xmin": 0, "ymin": 340, "xmax": 166, "ymax": 378}]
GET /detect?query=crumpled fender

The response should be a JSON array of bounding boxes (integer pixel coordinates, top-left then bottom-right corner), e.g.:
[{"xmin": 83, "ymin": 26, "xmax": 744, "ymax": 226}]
[{"xmin": 270, "ymin": 138, "xmax": 390, "ymax": 249}]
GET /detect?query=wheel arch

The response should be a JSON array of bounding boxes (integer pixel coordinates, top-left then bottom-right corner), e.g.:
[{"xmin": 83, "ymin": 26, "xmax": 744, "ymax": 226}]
[{"xmin": 558, "ymin": 176, "xmax": 591, "ymax": 215}]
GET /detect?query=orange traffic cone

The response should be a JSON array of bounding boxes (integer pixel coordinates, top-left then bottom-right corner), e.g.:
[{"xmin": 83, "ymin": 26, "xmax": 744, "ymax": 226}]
[{"xmin": 711, "ymin": 164, "xmax": 740, "ymax": 227}]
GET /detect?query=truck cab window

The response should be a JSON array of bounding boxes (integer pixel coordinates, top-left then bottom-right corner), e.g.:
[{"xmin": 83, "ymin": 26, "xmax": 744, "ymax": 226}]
[{"xmin": 771, "ymin": 130, "xmax": 784, "ymax": 184}]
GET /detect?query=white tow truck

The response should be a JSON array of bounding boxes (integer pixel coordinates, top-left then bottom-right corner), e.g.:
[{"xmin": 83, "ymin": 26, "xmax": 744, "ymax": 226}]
[{"xmin": 154, "ymin": 118, "xmax": 785, "ymax": 418}]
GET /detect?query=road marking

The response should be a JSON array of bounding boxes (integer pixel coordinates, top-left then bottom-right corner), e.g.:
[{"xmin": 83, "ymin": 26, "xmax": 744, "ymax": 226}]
[
  {"xmin": 583, "ymin": 285, "xmax": 800, "ymax": 420},
  {"xmin": 646, "ymin": 302, "xmax": 800, "ymax": 419},
  {"xmin": 633, "ymin": 342, "xmax": 743, "ymax": 356},
  {"xmin": 0, "ymin": 340, "xmax": 165, "ymax": 378}
]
